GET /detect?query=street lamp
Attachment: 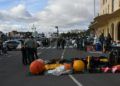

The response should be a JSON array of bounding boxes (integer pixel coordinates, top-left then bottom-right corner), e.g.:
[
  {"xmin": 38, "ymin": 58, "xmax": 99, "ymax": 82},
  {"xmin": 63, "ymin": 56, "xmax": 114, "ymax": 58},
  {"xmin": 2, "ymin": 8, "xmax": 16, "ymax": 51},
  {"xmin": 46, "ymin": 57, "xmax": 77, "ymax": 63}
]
[
  {"xmin": 55, "ymin": 26, "xmax": 59, "ymax": 37},
  {"xmin": 94, "ymin": 0, "xmax": 96, "ymax": 17}
]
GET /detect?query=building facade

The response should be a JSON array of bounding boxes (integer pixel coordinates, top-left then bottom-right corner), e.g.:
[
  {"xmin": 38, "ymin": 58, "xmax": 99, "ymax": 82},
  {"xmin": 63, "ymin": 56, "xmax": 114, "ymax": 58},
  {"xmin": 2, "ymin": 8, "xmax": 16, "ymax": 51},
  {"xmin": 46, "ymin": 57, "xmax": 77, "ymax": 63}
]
[{"xmin": 90, "ymin": 0, "xmax": 120, "ymax": 42}]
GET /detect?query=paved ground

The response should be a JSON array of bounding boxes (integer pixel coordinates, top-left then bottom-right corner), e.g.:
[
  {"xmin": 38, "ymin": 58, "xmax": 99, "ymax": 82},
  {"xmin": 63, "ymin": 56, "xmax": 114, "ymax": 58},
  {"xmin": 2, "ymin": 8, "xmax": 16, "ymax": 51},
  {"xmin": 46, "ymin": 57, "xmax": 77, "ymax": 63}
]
[{"xmin": 0, "ymin": 46, "xmax": 120, "ymax": 86}]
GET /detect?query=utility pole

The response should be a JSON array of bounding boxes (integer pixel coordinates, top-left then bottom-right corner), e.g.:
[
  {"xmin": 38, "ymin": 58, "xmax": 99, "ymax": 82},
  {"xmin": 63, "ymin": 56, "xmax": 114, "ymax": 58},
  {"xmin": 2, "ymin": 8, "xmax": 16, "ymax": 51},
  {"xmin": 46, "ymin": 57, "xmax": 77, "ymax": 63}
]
[
  {"xmin": 55, "ymin": 26, "xmax": 59, "ymax": 37},
  {"xmin": 94, "ymin": 0, "xmax": 96, "ymax": 17}
]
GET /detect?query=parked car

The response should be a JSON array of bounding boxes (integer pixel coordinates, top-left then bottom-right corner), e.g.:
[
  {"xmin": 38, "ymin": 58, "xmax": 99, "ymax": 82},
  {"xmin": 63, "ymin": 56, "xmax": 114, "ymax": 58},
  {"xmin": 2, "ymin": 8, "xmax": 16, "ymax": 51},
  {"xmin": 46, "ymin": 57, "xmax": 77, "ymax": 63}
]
[
  {"xmin": 37, "ymin": 41, "xmax": 42, "ymax": 47},
  {"xmin": 3, "ymin": 40, "xmax": 21, "ymax": 51}
]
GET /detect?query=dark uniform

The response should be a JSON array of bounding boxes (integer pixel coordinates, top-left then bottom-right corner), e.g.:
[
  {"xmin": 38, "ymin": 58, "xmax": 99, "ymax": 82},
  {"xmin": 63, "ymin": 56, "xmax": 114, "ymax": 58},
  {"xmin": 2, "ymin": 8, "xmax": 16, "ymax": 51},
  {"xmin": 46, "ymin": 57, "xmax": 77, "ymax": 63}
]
[
  {"xmin": 21, "ymin": 45, "xmax": 27, "ymax": 65},
  {"xmin": 24, "ymin": 37, "xmax": 34, "ymax": 64},
  {"xmin": 57, "ymin": 39, "xmax": 60, "ymax": 49},
  {"xmin": 61, "ymin": 38, "xmax": 66, "ymax": 49},
  {"xmin": 33, "ymin": 39, "xmax": 38, "ymax": 59}
]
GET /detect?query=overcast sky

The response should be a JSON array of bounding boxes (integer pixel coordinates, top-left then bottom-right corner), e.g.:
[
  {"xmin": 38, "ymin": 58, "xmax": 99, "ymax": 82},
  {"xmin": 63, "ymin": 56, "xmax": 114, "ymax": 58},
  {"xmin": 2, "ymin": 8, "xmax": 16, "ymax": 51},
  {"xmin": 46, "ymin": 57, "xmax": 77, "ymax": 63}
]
[{"xmin": 0, "ymin": 0, "xmax": 99, "ymax": 33}]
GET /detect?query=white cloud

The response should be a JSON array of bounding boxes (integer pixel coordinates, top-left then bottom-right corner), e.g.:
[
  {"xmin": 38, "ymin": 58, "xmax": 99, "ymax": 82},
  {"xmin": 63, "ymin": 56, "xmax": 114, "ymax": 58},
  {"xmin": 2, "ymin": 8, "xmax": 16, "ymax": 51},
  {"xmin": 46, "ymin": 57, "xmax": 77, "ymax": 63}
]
[
  {"xmin": 36, "ymin": 0, "xmax": 97, "ymax": 28},
  {"xmin": 0, "ymin": 0, "xmax": 99, "ymax": 33},
  {"xmin": 0, "ymin": 4, "xmax": 38, "ymax": 24},
  {"xmin": 10, "ymin": 4, "xmax": 31, "ymax": 17}
]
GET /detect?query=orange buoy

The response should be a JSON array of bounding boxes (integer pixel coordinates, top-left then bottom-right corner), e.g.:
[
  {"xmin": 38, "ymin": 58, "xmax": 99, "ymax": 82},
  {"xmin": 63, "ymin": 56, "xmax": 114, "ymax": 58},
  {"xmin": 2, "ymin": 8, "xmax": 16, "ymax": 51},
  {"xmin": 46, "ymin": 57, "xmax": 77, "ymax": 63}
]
[
  {"xmin": 64, "ymin": 63, "xmax": 72, "ymax": 70},
  {"xmin": 30, "ymin": 59, "xmax": 45, "ymax": 75},
  {"xmin": 73, "ymin": 60, "xmax": 85, "ymax": 72}
]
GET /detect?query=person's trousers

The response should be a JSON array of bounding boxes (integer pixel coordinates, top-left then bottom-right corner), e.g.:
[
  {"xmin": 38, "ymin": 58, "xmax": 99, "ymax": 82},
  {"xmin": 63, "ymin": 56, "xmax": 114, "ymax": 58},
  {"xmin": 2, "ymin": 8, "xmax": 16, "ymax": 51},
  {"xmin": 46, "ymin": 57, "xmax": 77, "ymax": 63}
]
[
  {"xmin": 21, "ymin": 48, "xmax": 27, "ymax": 65},
  {"xmin": 33, "ymin": 48, "xmax": 38, "ymax": 59},
  {"xmin": 27, "ymin": 48, "xmax": 35, "ymax": 63}
]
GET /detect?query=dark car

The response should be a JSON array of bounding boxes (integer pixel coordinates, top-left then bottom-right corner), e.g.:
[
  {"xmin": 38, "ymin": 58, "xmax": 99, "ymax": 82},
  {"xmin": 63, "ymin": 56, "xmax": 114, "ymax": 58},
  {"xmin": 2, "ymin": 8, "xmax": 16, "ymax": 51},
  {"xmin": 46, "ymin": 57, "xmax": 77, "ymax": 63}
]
[{"xmin": 4, "ymin": 40, "xmax": 21, "ymax": 51}]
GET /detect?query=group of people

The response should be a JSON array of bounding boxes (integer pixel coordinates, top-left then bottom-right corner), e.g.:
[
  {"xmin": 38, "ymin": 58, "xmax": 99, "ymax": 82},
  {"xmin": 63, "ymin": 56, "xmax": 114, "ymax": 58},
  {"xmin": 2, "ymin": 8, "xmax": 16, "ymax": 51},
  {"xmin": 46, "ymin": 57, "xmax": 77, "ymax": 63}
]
[
  {"xmin": 21, "ymin": 36, "xmax": 38, "ymax": 65},
  {"xmin": 57, "ymin": 38, "xmax": 66, "ymax": 49},
  {"xmin": 94, "ymin": 33, "xmax": 112, "ymax": 52},
  {"xmin": 76, "ymin": 36, "xmax": 87, "ymax": 50},
  {"xmin": 42, "ymin": 38, "xmax": 50, "ymax": 47},
  {"xmin": 64, "ymin": 33, "xmax": 113, "ymax": 53}
]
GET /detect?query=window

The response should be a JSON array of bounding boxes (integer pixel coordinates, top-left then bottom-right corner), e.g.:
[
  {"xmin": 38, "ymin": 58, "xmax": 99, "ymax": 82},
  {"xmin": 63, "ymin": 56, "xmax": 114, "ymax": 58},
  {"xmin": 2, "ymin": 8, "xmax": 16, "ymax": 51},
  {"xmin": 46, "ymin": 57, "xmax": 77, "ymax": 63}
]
[
  {"xmin": 117, "ymin": 22, "xmax": 120, "ymax": 40},
  {"xmin": 112, "ymin": 0, "xmax": 114, "ymax": 12},
  {"xmin": 106, "ymin": 8, "xmax": 107, "ymax": 14},
  {"xmin": 119, "ymin": 0, "xmax": 120, "ymax": 7},
  {"xmin": 111, "ymin": 23, "xmax": 114, "ymax": 40},
  {"xmin": 103, "ymin": 0, "xmax": 105, "ymax": 5},
  {"xmin": 108, "ymin": 28, "xmax": 109, "ymax": 35}
]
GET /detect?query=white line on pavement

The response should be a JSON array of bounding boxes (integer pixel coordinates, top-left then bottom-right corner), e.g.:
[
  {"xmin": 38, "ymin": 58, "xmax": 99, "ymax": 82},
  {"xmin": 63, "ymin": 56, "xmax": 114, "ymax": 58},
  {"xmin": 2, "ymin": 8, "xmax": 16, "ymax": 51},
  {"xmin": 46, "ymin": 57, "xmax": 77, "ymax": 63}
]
[
  {"xmin": 61, "ymin": 49, "xmax": 66, "ymax": 59},
  {"xmin": 65, "ymin": 46, "xmax": 67, "ymax": 48},
  {"xmin": 69, "ymin": 75, "xmax": 83, "ymax": 86},
  {"xmin": 48, "ymin": 46, "xmax": 51, "ymax": 49},
  {"xmin": 69, "ymin": 46, "xmax": 73, "ymax": 48},
  {"xmin": 53, "ymin": 46, "xmax": 56, "ymax": 49},
  {"xmin": 60, "ymin": 48, "xmax": 83, "ymax": 86},
  {"xmin": 37, "ymin": 52, "xmax": 41, "ymax": 55},
  {"xmin": 37, "ymin": 45, "xmax": 75, "ymax": 49}
]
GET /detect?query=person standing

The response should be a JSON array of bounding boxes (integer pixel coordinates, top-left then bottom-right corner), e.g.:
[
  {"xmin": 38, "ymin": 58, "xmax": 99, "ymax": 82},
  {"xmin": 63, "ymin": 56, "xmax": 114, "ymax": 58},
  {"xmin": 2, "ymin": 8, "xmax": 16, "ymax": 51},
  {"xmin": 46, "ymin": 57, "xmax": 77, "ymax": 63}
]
[
  {"xmin": 24, "ymin": 36, "xmax": 35, "ymax": 64},
  {"xmin": 93, "ymin": 35, "xmax": 100, "ymax": 50},
  {"xmin": 61, "ymin": 38, "xmax": 66, "ymax": 49},
  {"xmin": 106, "ymin": 33, "xmax": 112, "ymax": 52},
  {"xmin": 32, "ymin": 37, "xmax": 38, "ymax": 59},
  {"xmin": 76, "ymin": 37, "xmax": 80, "ymax": 50},
  {"xmin": 21, "ymin": 39, "xmax": 27, "ymax": 65},
  {"xmin": 99, "ymin": 33, "xmax": 105, "ymax": 51},
  {"xmin": 57, "ymin": 38, "xmax": 60, "ymax": 49}
]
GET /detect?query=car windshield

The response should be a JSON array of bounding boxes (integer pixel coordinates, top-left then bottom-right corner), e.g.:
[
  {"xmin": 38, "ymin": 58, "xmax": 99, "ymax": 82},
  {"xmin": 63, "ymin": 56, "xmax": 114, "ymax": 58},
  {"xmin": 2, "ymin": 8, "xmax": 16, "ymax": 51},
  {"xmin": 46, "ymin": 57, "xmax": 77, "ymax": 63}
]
[{"xmin": 6, "ymin": 40, "xmax": 20, "ymax": 44}]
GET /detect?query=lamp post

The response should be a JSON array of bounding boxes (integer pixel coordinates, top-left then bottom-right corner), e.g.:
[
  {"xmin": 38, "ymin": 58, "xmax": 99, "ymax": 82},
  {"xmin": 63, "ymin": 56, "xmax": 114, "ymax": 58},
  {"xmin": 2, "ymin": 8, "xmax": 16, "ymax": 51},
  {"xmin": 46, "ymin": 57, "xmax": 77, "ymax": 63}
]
[
  {"xmin": 55, "ymin": 26, "xmax": 59, "ymax": 37},
  {"xmin": 94, "ymin": 0, "xmax": 96, "ymax": 17}
]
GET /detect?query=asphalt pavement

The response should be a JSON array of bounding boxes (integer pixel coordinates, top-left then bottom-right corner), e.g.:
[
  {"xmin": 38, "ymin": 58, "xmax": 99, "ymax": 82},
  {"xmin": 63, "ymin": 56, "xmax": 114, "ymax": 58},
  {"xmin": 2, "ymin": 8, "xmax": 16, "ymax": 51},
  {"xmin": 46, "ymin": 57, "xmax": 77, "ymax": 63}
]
[{"xmin": 0, "ymin": 46, "xmax": 120, "ymax": 86}]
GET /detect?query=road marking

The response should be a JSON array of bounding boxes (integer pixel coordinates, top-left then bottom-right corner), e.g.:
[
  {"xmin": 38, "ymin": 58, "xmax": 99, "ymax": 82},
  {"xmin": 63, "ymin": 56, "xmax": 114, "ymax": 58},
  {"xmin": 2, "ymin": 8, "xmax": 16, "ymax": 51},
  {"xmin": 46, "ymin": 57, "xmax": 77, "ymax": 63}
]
[
  {"xmin": 53, "ymin": 46, "xmax": 56, "ymax": 49},
  {"xmin": 38, "ymin": 45, "xmax": 75, "ymax": 50},
  {"xmin": 69, "ymin": 75, "xmax": 83, "ymax": 86},
  {"xmin": 60, "ymin": 47, "xmax": 83, "ymax": 86},
  {"xmin": 69, "ymin": 46, "xmax": 73, "ymax": 48},
  {"xmin": 61, "ymin": 49, "xmax": 66, "ymax": 59},
  {"xmin": 48, "ymin": 46, "xmax": 51, "ymax": 49},
  {"xmin": 65, "ymin": 46, "xmax": 67, "ymax": 48},
  {"xmin": 37, "ymin": 52, "xmax": 41, "ymax": 55}
]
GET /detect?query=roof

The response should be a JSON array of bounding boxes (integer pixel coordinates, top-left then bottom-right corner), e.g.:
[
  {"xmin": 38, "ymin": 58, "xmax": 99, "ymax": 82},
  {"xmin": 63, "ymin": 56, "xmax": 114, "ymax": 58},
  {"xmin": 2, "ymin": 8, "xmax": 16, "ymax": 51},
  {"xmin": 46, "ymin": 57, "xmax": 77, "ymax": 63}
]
[{"xmin": 89, "ymin": 9, "xmax": 120, "ymax": 29}]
